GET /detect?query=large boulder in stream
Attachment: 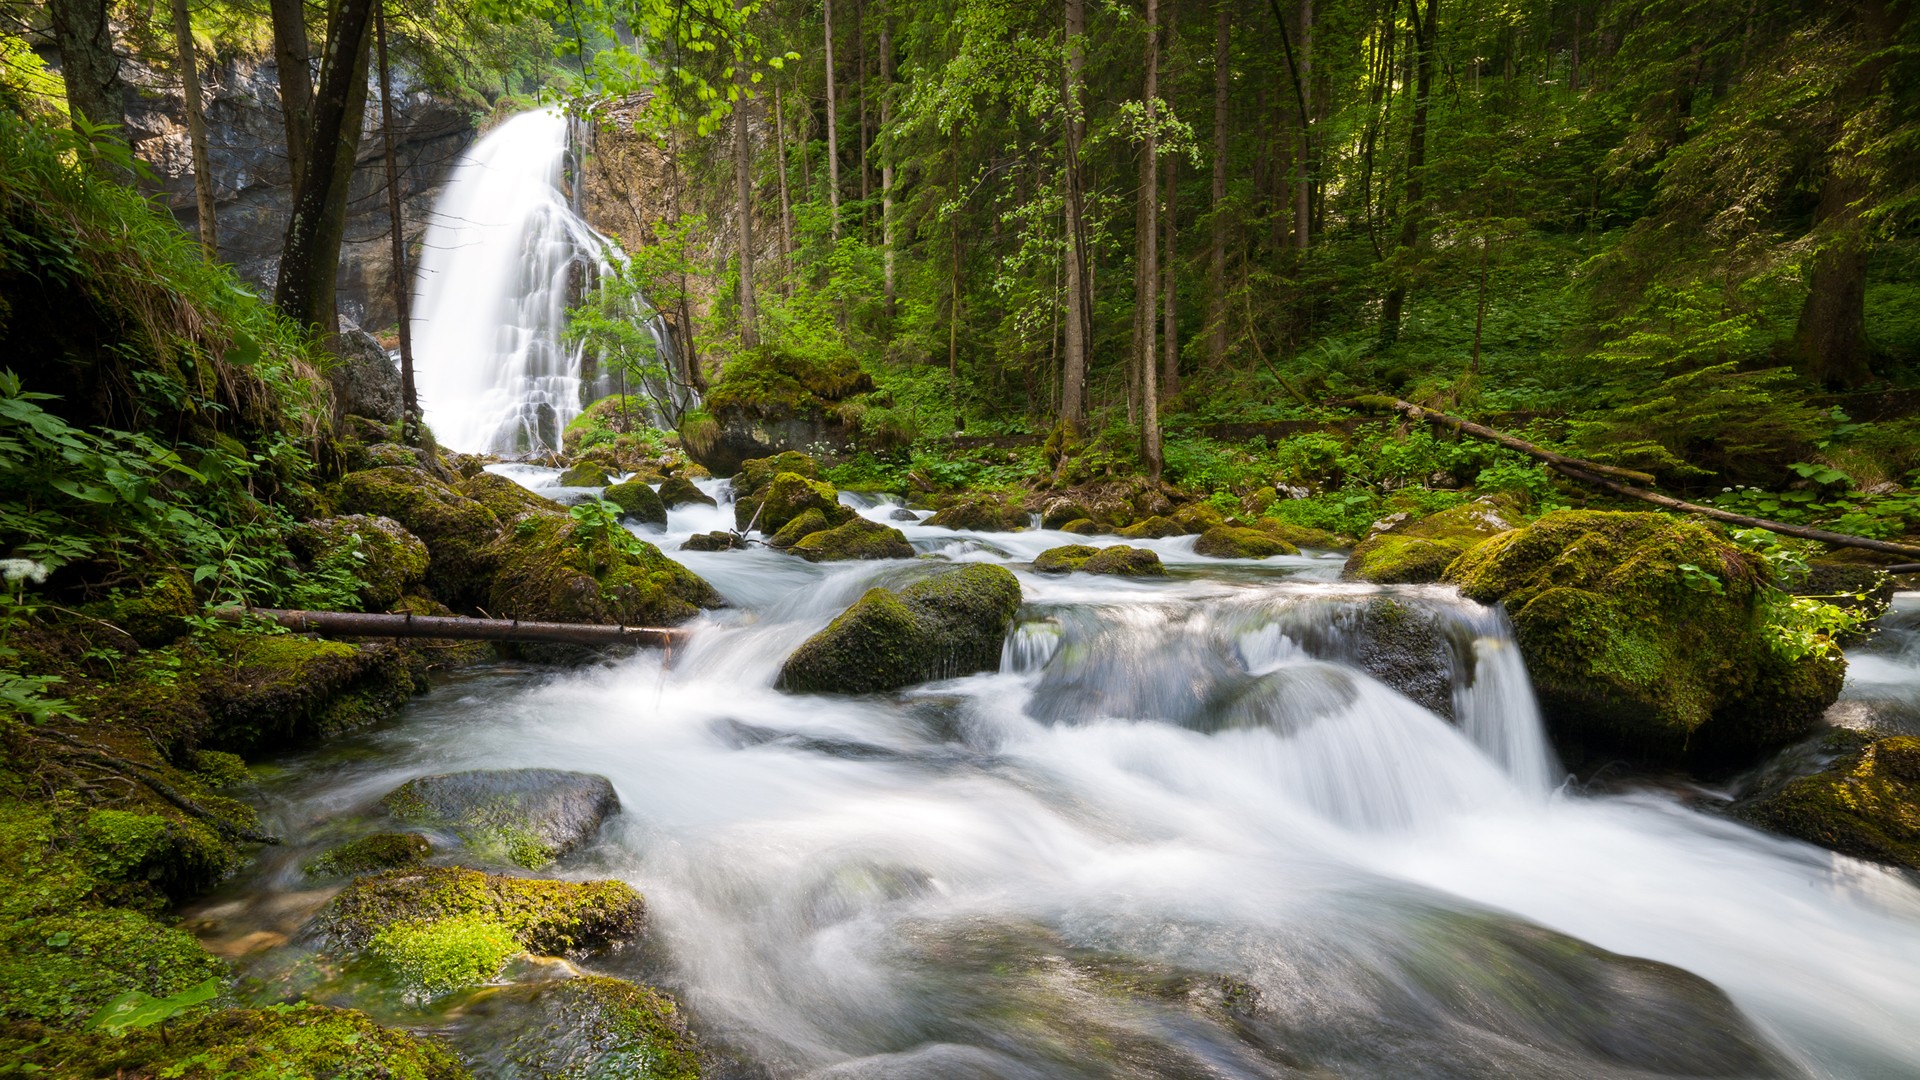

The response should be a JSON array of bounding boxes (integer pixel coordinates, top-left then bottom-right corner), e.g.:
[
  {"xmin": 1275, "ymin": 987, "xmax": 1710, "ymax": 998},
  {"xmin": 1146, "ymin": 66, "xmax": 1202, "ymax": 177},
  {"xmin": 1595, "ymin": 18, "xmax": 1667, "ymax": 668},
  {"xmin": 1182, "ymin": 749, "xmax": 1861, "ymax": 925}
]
[
  {"xmin": 925, "ymin": 494, "xmax": 1029, "ymax": 532},
  {"xmin": 1344, "ymin": 495, "xmax": 1520, "ymax": 583},
  {"xmin": 603, "ymin": 477, "xmax": 669, "ymax": 527},
  {"xmin": 1194, "ymin": 526, "xmax": 1298, "ymax": 559},
  {"xmin": 1445, "ymin": 510, "xmax": 1844, "ymax": 767},
  {"xmin": 744, "ymin": 472, "xmax": 853, "ymax": 535},
  {"xmin": 790, "ymin": 516, "xmax": 916, "ymax": 562},
  {"xmin": 336, "ymin": 466, "xmax": 504, "ymax": 608},
  {"xmin": 316, "ymin": 866, "xmax": 644, "ymax": 955},
  {"xmin": 382, "ymin": 769, "xmax": 619, "ymax": 869},
  {"xmin": 778, "ymin": 565, "xmax": 1023, "ymax": 694},
  {"xmin": 486, "ymin": 512, "xmax": 721, "ymax": 631},
  {"xmin": 1739, "ymin": 734, "xmax": 1920, "ymax": 871},
  {"xmin": 1033, "ymin": 544, "xmax": 1164, "ymax": 576},
  {"xmin": 658, "ymin": 474, "xmax": 717, "ymax": 509},
  {"xmin": 445, "ymin": 975, "xmax": 702, "ymax": 1080}
]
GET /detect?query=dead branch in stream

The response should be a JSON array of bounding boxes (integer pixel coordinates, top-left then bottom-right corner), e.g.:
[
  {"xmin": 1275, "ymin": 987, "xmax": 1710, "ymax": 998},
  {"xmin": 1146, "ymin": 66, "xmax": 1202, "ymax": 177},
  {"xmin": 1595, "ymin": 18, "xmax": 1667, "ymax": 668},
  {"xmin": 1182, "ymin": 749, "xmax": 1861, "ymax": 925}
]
[
  {"xmin": 1350, "ymin": 395, "xmax": 1920, "ymax": 562},
  {"xmin": 213, "ymin": 607, "xmax": 686, "ymax": 647}
]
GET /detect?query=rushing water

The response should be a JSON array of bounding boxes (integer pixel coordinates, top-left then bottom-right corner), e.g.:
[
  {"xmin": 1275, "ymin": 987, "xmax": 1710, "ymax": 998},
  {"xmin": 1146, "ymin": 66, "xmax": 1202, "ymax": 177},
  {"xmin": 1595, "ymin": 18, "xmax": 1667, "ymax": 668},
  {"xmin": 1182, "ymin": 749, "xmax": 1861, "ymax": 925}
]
[{"xmin": 195, "ymin": 478, "xmax": 1920, "ymax": 1078}]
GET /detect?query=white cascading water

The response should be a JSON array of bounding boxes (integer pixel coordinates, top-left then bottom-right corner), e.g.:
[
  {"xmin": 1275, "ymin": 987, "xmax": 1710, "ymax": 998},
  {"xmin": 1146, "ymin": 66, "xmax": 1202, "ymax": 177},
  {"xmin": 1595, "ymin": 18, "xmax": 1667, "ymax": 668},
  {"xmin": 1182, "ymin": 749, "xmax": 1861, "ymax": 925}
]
[
  {"xmin": 411, "ymin": 109, "xmax": 632, "ymax": 454},
  {"xmin": 198, "ymin": 488, "xmax": 1920, "ymax": 1078}
]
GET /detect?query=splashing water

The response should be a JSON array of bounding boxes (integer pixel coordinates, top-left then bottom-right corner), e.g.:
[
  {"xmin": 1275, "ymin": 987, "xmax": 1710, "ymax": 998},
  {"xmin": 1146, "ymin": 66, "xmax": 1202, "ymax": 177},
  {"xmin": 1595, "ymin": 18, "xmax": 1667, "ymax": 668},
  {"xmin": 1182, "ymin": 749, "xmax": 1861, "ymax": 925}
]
[{"xmin": 200, "ymin": 478, "xmax": 1920, "ymax": 1078}]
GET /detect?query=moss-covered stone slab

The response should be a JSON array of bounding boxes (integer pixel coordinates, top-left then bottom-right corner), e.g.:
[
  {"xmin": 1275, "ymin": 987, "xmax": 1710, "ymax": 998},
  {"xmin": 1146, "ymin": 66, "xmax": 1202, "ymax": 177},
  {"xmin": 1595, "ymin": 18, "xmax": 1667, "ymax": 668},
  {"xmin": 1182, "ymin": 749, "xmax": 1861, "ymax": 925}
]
[
  {"xmin": 1445, "ymin": 510, "xmax": 1844, "ymax": 766},
  {"xmin": 1344, "ymin": 497, "xmax": 1519, "ymax": 584},
  {"xmin": 290, "ymin": 514, "xmax": 430, "ymax": 611},
  {"xmin": 382, "ymin": 769, "xmax": 618, "ymax": 870},
  {"xmin": 1115, "ymin": 515, "xmax": 1186, "ymax": 540},
  {"xmin": 658, "ymin": 474, "xmax": 717, "ymax": 509},
  {"xmin": 740, "ymin": 472, "xmax": 848, "ymax": 534},
  {"xmin": 925, "ymin": 495, "xmax": 1030, "ymax": 532},
  {"xmin": 777, "ymin": 564, "xmax": 1023, "ymax": 694},
  {"xmin": 457, "ymin": 975, "xmax": 703, "ymax": 1080},
  {"xmin": 1059, "ymin": 518, "xmax": 1101, "ymax": 535},
  {"xmin": 460, "ymin": 471, "xmax": 562, "ymax": 525},
  {"xmin": 336, "ymin": 466, "xmax": 503, "ymax": 608},
  {"xmin": 1193, "ymin": 526, "xmax": 1299, "ymax": 559},
  {"xmin": 315, "ymin": 866, "xmax": 643, "ymax": 955},
  {"xmin": 1253, "ymin": 518, "xmax": 1349, "ymax": 549},
  {"xmin": 557, "ymin": 462, "xmax": 613, "ymax": 487},
  {"xmin": 486, "ymin": 513, "xmax": 720, "ymax": 629},
  {"xmin": 303, "ymin": 832, "xmax": 432, "ymax": 878},
  {"xmin": 790, "ymin": 516, "xmax": 915, "ymax": 562},
  {"xmin": 604, "ymin": 478, "xmax": 669, "ymax": 527},
  {"xmin": 1033, "ymin": 545, "xmax": 1165, "ymax": 576},
  {"xmin": 1740, "ymin": 736, "xmax": 1920, "ymax": 871},
  {"xmin": 203, "ymin": 633, "xmax": 418, "ymax": 752}
]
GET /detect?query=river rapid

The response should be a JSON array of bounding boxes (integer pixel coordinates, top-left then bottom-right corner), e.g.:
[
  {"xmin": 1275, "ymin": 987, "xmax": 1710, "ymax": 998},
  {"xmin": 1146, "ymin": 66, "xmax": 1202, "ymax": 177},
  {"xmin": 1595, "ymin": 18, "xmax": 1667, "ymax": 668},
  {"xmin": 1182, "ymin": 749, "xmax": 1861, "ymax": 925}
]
[{"xmin": 191, "ymin": 469, "xmax": 1920, "ymax": 1079}]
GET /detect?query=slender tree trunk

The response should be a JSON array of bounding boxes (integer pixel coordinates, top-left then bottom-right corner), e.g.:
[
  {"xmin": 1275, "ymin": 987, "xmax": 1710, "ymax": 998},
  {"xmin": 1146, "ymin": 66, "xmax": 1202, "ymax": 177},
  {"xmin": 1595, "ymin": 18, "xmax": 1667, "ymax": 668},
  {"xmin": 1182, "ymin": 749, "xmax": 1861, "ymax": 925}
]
[
  {"xmin": 1162, "ymin": 156, "xmax": 1179, "ymax": 398},
  {"xmin": 774, "ymin": 81, "xmax": 795, "ymax": 296},
  {"xmin": 1471, "ymin": 234, "xmax": 1489, "ymax": 374},
  {"xmin": 269, "ymin": 0, "xmax": 313, "ymax": 201},
  {"xmin": 276, "ymin": 0, "xmax": 376, "ymax": 332},
  {"xmin": 1061, "ymin": 0, "xmax": 1092, "ymax": 430},
  {"xmin": 1378, "ymin": 0, "xmax": 1437, "ymax": 346},
  {"xmin": 857, "ymin": 0, "xmax": 871, "ymax": 229},
  {"xmin": 1207, "ymin": 0, "xmax": 1230, "ymax": 371},
  {"xmin": 48, "ymin": 0, "xmax": 123, "ymax": 134},
  {"xmin": 1295, "ymin": 0, "xmax": 1311, "ymax": 251},
  {"xmin": 734, "ymin": 57, "xmax": 758, "ymax": 347},
  {"xmin": 825, "ymin": 0, "xmax": 843, "ymax": 240},
  {"xmin": 949, "ymin": 126, "xmax": 961, "ymax": 404},
  {"xmin": 879, "ymin": 8, "xmax": 896, "ymax": 319},
  {"xmin": 374, "ymin": 1, "xmax": 417, "ymax": 440},
  {"xmin": 1140, "ymin": 0, "xmax": 1164, "ymax": 477},
  {"xmin": 170, "ymin": 0, "xmax": 218, "ymax": 259}
]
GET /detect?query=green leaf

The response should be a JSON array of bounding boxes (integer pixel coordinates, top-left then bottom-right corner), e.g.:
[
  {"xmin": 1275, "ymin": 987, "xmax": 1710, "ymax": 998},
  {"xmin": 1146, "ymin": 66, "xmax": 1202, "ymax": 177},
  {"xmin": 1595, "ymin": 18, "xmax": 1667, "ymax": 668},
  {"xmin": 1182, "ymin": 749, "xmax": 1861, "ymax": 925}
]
[{"xmin": 83, "ymin": 977, "xmax": 220, "ymax": 1033}]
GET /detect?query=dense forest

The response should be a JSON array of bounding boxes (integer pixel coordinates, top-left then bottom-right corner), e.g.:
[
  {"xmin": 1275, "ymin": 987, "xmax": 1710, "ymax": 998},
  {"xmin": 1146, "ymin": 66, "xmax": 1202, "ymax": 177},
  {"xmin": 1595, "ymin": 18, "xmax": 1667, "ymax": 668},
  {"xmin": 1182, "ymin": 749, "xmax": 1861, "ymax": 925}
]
[{"xmin": 3, "ymin": 0, "xmax": 1920, "ymax": 1076}]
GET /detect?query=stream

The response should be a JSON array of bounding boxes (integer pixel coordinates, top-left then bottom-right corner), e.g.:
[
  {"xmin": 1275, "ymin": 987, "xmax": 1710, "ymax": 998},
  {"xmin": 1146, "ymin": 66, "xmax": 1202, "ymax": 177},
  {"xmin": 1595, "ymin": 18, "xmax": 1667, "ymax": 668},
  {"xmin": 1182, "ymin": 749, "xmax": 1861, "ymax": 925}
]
[{"xmin": 188, "ymin": 471, "xmax": 1920, "ymax": 1079}]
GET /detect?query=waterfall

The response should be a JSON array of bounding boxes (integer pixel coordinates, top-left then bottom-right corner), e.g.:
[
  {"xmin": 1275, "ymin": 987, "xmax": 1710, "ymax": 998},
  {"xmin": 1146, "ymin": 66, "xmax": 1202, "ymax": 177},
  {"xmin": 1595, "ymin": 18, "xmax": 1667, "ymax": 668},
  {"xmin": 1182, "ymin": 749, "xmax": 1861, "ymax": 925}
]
[{"xmin": 411, "ymin": 108, "xmax": 648, "ymax": 455}]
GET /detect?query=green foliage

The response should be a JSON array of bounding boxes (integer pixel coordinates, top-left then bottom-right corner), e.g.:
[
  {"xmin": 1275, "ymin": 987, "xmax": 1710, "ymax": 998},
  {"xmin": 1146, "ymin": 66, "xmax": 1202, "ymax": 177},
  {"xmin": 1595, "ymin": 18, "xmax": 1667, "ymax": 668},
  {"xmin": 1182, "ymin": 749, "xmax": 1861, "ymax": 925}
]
[
  {"xmin": 84, "ymin": 977, "xmax": 220, "ymax": 1034},
  {"xmin": 369, "ymin": 915, "xmax": 521, "ymax": 1000}
]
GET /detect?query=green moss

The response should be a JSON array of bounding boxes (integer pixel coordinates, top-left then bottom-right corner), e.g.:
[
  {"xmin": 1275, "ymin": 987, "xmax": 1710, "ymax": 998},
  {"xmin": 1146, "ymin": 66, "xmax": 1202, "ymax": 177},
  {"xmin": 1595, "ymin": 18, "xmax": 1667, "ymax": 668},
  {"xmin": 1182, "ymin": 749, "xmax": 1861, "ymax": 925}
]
[
  {"xmin": 1444, "ymin": 510, "xmax": 1842, "ymax": 765},
  {"xmin": 504, "ymin": 976, "xmax": 703, "ymax": 1080},
  {"xmin": 777, "ymin": 564, "xmax": 1023, "ymax": 694},
  {"xmin": 369, "ymin": 914, "xmax": 521, "ymax": 999},
  {"xmin": 790, "ymin": 517, "xmax": 916, "ymax": 562},
  {"xmin": 319, "ymin": 866, "xmax": 644, "ymax": 956},
  {"xmin": 1060, "ymin": 518, "xmax": 1101, "ymax": 535},
  {"xmin": 605, "ymin": 479, "xmax": 670, "ymax": 527},
  {"xmin": 767, "ymin": 507, "xmax": 831, "ymax": 550},
  {"xmin": 558, "ymin": 462, "xmax": 614, "ymax": 487},
  {"xmin": 0, "ymin": 905, "xmax": 228, "ymax": 1030},
  {"xmin": 1741, "ymin": 736, "xmax": 1920, "ymax": 871},
  {"xmin": 290, "ymin": 514, "xmax": 431, "ymax": 611},
  {"xmin": 657, "ymin": 475, "xmax": 717, "ymax": 509},
  {"xmin": 1115, "ymin": 515, "xmax": 1185, "ymax": 540},
  {"xmin": 486, "ymin": 513, "xmax": 720, "ymax": 628},
  {"xmin": 739, "ymin": 472, "xmax": 847, "ymax": 534},
  {"xmin": 1252, "ymin": 518, "xmax": 1348, "ymax": 549},
  {"xmin": 925, "ymin": 495, "xmax": 1030, "ymax": 532},
  {"xmin": 1033, "ymin": 545, "xmax": 1164, "ymax": 576},
  {"xmin": 203, "ymin": 631, "xmax": 418, "ymax": 751},
  {"xmin": 704, "ymin": 342, "xmax": 872, "ymax": 418},
  {"xmin": 731, "ymin": 451, "xmax": 820, "ymax": 498},
  {"xmin": 336, "ymin": 467, "xmax": 503, "ymax": 608},
  {"xmin": 1032, "ymin": 545, "xmax": 1101, "ymax": 573},
  {"xmin": 1170, "ymin": 503, "xmax": 1228, "ymax": 534},
  {"xmin": 26, "ymin": 1003, "xmax": 472, "ymax": 1079},
  {"xmin": 111, "ymin": 569, "xmax": 197, "ymax": 647},
  {"xmin": 461, "ymin": 471, "xmax": 562, "ymax": 525},
  {"xmin": 189, "ymin": 749, "xmax": 251, "ymax": 789},
  {"xmin": 304, "ymin": 832, "xmax": 433, "ymax": 878},
  {"xmin": 1344, "ymin": 497, "xmax": 1521, "ymax": 584},
  {"xmin": 1193, "ymin": 526, "xmax": 1299, "ymax": 559}
]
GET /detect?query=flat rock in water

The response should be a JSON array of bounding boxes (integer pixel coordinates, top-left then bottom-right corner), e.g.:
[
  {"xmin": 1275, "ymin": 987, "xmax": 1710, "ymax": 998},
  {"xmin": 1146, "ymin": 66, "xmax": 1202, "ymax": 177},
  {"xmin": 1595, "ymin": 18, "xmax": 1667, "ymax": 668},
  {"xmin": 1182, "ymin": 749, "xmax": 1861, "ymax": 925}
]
[{"xmin": 381, "ymin": 768, "xmax": 619, "ymax": 869}]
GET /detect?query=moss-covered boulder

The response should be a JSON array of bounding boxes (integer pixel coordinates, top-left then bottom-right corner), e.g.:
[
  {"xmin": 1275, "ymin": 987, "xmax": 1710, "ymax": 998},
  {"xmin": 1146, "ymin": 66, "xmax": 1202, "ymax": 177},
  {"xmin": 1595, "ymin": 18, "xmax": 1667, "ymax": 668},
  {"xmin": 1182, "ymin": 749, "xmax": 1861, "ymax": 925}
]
[
  {"xmin": 777, "ymin": 565, "xmax": 1022, "ymax": 694},
  {"xmin": 203, "ymin": 633, "xmax": 418, "ymax": 752},
  {"xmin": 1114, "ymin": 515, "xmax": 1185, "ymax": 540},
  {"xmin": 658, "ymin": 474, "xmax": 717, "ymax": 509},
  {"xmin": 24, "ymin": 1003, "xmax": 472, "ymax": 1079},
  {"xmin": 1171, "ymin": 503, "xmax": 1229, "ymax": 535},
  {"xmin": 1445, "ymin": 510, "xmax": 1845, "ymax": 766},
  {"xmin": 304, "ymin": 832, "xmax": 432, "ymax": 878},
  {"xmin": 336, "ymin": 466, "xmax": 502, "ymax": 608},
  {"xmin": 1033, "ymin": 545, "xmax": 1165, "ymax": 576},
  {"xmin": 110, "ymin": 569, "xmax": 197, "ymax": 647},
  {"xmin": 557, "ymin": 461, "xmax": 613, "ymax": 487},
  {"xmin": 1060, "ymin": 518, "xmax": 1101, "ymax": 536},
  {"xmin": 768, "ymin": 507, "xmax": 833, "ymax": 549},
  {"xmin": 382, "ymin": 769, "xmax": 619, "ymax": 870},
  {"xmin": 926, "ymin": 495, "xmax": 1030, "ymax": 532},
  {"xmin": 460, "ymin": 471, "xmax": 561, "ymax": 525},
  {"xmin": 742, "ymin": 472, "xmax": 851, "ymax": 534},
  {"xmin": 1040, "ymin": 497, "xmax": 1093, "ymax": 529},
  {"xmin": 486, "ymin": 513, "xmax": 720, "ymax": 628},
  {"xmin": 1345, "ymin": 497, "xmax": 1518, "ymax": 584},
  {"xmin": 730, "ymin": 451, "xmax": 820, "ymax": 519},
  {"xmin": 316, "ymin": 866, "xmax": 643, "ymax": 955},
  {"xmin": 1740, "ymin": 736, "xmax": 1920, "ymax": 870},
  {"xmin": 290, "ymin": 514, "xmax": 430, "ymax": 610},
  {"xmin": 604, "ymin": 478, "xmax": 669, "ymax": 528},
  {"xmin": 1254, "ymin": 518, "xmax": 1349, "ymax": 549},
  {"xmin": 681, "ymin": 530, "xmax": 746, "ymax": 552},
  {"xmin": 457, "ymin": 975, "xmax": 703, "ymax": 1080},
  {"xmin": 790, "ymin": 516, "xmax": 916, "ymax": 562},
  {"xmin": 1194, "ymin": 526, "xmax": 1299, "ymax": 559}
]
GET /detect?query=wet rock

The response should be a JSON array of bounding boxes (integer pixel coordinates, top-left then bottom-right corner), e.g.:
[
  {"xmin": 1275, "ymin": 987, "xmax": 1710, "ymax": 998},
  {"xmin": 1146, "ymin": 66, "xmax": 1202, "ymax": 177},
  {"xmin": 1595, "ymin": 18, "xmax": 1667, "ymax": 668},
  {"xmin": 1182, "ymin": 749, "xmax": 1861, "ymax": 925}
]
[
  {"xmin": 1193, "ymin": 526, "xmax": 1298, "ymax": 559},
  {"xmin": 1059, "ymin": 519, "xmax": 1101, "ymax": 536},
  {"xmin": 315, "ymin": 865, "xmax": 642, "ymax": 956},
  {"xmin": 926, "ymin": 495, "xmax": 1030, "ymax": 532},
  {"xmin": 336, "ymin": 466, "xmax": 503, "ymax": 608},
  {"xmin": 486, "ymin": 512, "xmax": 720, "ymax": 631},
  {"xmin": 556, "ymin": 462, "xmax": 613, "ymax": 488},
  {"xmin": 1115, "ymin": 515, "xmax": 1185, "ymax": 540},
  {"xmin": 768, "ymin": 507, "xmax": 833, "ymax": 549},
  {"xmin": 1252, "ymin": 518, "xmax": 1349, "ymax": 549},
  {"xmin": 1170, "ymin": 502, "xmax": 1228, "ymax": 535},
  {"xmin": 681, "ymin": 531, "xmax": 745, "ymax": 552},
  {"xmin": 1349, "ymin": 597, "xmax": 1457, "ymax": 718},
  {"xmin": 1446, "ymin": 510, "xmax": 1844, "ymax": 767},
  {"xmin": 203, "ymin": 633, "xmax": 417, "ymax": 752},
  {"xmin": 381, "ymin": 769, "xmax": 619, "ymax": 869},
  {"xmin": 461, "ymin": 471, "xmax": 561, "ymax": 524},
  {"xmin": 657, "ymin": 474, "xmax": 717, "ymax": 509},
  {"xmin": 323, "ymin": 320, "xmax": 402, "ymax": 423},
  {"xmin": 26, "ymin": 1004, "xmax": 471, "ymax": 1080},
  {"xmin": 889, "ymin": 506, "xmax": 922, "ymax": 522},
  {"xmin": 1032, "ymin": 545, "xmax": 1164, "ymax": 576},
  {"xmin": 743, "ymin": 472, "xmax": 851, "ymax": 534},
  {"xmin": 1344, "ymin": 495, "xmax": 1519, "ymax": 583},
  {"xmin": 1738, "ymin": 735, "xmax": 1920, "ymax": 871},
  {"xmin": 1040, "ymin": 497, "xmax": 1092, "ymax": 530},
  {"xmin": 290, "ymin": 514, "xmax": 430, "ymax": 610},
  {"xmin": 731, "ymin": 451, "xmax": 822, "ymax": 527},
  {"xmin": 777, "ymin": 565, "xmax": 1023, "ymax": 694},
  {"xmin": 303, "ymin": 832, "xmax": 432, "ymax": 878},
  {"xmin": 791, "ymin": 516, "xmax": 916, "ymax": 562},
  {"xmin": 452, "ymin": 975, "xmax": 702, "ymax": 1080},
  {"xmin": 603, "ymin": 478, "xmax": 668, "ymax": 528}
]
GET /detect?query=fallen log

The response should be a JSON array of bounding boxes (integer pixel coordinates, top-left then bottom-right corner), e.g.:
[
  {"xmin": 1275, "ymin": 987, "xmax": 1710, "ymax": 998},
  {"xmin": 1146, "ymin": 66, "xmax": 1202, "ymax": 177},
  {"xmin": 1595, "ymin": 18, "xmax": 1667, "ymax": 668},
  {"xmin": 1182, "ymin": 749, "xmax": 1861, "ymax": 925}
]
[
  {"xmin": 214, "ymin": 607, "xmax": 684, "ymax": 647},
  {"xmin": 1352, "ymin": 396, "xmax": 1920, "ymax": 562}
]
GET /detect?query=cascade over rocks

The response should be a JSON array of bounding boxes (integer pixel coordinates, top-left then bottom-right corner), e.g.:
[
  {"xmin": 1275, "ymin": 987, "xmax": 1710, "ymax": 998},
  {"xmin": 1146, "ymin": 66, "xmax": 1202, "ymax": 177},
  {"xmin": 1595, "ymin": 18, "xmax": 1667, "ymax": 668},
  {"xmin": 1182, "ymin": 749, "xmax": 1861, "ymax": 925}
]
[
  {"xmin": 778, "ymin": 565, "xmax": 1023, "ymax": 694},
  {"xmin": 382, "ymin": 769, "xmax": 620, "ymax": 870},
  {"xmin": 1345, "ymin": 495, "xmax": 1520, "ymax": 584},
  {"xmin": 1445, "ymin": 510, "xmax": 1845, "ymax": 767}
]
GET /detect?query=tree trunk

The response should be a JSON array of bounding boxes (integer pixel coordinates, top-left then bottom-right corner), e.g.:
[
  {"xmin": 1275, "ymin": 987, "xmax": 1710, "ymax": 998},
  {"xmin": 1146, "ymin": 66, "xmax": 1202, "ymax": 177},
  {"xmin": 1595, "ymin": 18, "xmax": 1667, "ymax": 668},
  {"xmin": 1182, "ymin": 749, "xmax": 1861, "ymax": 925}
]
[
  {"xmin": 1140, "ymin": 0, "xmax": 1164, "ymax": 478},
  {"xmin": 825, "ymin": 0, "xmax": 842, "ymax": 240},
  {"xmin": 1790, "ymin": 172, "xmax": 1873, "ymax": 388},
  {"xmin": 1294, "ymin": 0, "xmax": 1311, "ymax": 251},
  {"xmin": 276, "ymin": 0, "xmax": 375, "ymax": 333},
  {"xmin": 170, "ymin": 0, "xmax": 217, "ymax": 259},
  {"xmin": 1162, "ymin": 155, "xmax": 1179, "ymax": 398},
  {"xmin": 1061, "ymin": 0, "xmax": 1092, "ymax": 430},
  {"xmin": 734, "ymin": 55, "xmax": 759, "ymax": 347},
  {"xmin": 774, "ymin": 80, "xmax": 794, "ymax": 296},
  {"xmin": 1208, "ymin": 0, "xmax": 1230, "ymax": 371},
  {"xmin": 1378, "ymin": 0, "xmax": 1437, "ymax": 347},
  {"xmin": 268, "ymin": 0, "xmax": 313, "ymax": 201},
  {"xmin": 374, "ymin": 1, "xmax": 418, "ymax": 440},
  {"xmin": 48, "ymin": 0, "xmax": 123, "ymax": 134},
  {"xmin": 880, "ymin": 7, "xmax": 896, "ymax": 319},
  {"xmin": 857, "ymin": 0, "xmax": 871, "ymax": 229}
]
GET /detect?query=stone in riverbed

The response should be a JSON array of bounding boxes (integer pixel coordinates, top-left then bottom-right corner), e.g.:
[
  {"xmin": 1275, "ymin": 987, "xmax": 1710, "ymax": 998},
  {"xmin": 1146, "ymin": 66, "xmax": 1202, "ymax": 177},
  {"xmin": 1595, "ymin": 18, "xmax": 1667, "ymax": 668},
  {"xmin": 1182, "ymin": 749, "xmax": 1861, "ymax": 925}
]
[
  {"xmin": 1032, "ymin": 544, "xmax": 1164, "ymax": 576},
  {"xmin": 1115, "ymin": 515, "xmax": 1186, "ymax": 540},
  {"xmin": 556, "ymin": 462, "xmax": 613, "ymax": 487},
  {"xmin": 1739, "ymin": 734, "xmax": 1920, "ymax": 871},
  {"xmin": 1194, "ymin": 526, "xmax": 1299, "ymax": 559},
  {"xmin": 925, "ymin": 495, "xmax": 1029, "ymax": 532},
  {"xmin": 681, "ymin": 530, "xmax": 745, "ymax": 552},
  {"xmin": 603, "ymin": 478, "xmax": 669, "ymax": 527},
  {"xmin": 315, "ymin": 865, "xmax": 643, "ymax": 955},
  {"xmin": 790, "ymin": 516, "xmax": 916, "ymax": 562},
  {"xmin": 657, "ymin": 474, "xmax": 717, "ymax": 509},
  {"xmin": 743, "ymin": 472, "xmax": 852, "ymax": 535},
  {"xmin": 303, "ymin": 832, "xmax": 432, "ymax": 878},
  {"xmin": 450, "ymin": 975, "xmax": 702, "ymax": 1080},
  {"xmin": 381, "ymin": 768, "xmax": 619, "ymax": 869},
  {"xmin": 777, "ymin": 564, "xmax": 1023, "ymax": 694},
  {"xmin": 1344, "ymin": 495, "xmax": 1519, "ymax": 583}
]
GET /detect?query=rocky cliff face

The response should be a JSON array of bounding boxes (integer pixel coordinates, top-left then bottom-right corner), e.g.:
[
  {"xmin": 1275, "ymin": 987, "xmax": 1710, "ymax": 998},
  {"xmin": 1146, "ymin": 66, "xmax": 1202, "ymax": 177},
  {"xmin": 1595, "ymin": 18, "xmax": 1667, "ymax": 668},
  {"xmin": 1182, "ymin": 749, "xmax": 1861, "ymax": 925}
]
[{"xmin": 119, "ymin": 51, "xmax": 474, "ymax": 330}]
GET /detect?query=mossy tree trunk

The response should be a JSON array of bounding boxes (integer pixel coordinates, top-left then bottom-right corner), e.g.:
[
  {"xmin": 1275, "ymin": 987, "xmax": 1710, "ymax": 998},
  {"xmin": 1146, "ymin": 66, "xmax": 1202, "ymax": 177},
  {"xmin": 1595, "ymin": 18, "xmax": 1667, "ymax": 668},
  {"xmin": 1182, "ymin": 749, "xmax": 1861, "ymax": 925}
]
[
  {"xmin": 276, "ymin": 0, "xmax": 376, "ymax": 333},
  {"xmin": 48, "ymin": 0, "xmax": 123, "ymax": 136}
]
